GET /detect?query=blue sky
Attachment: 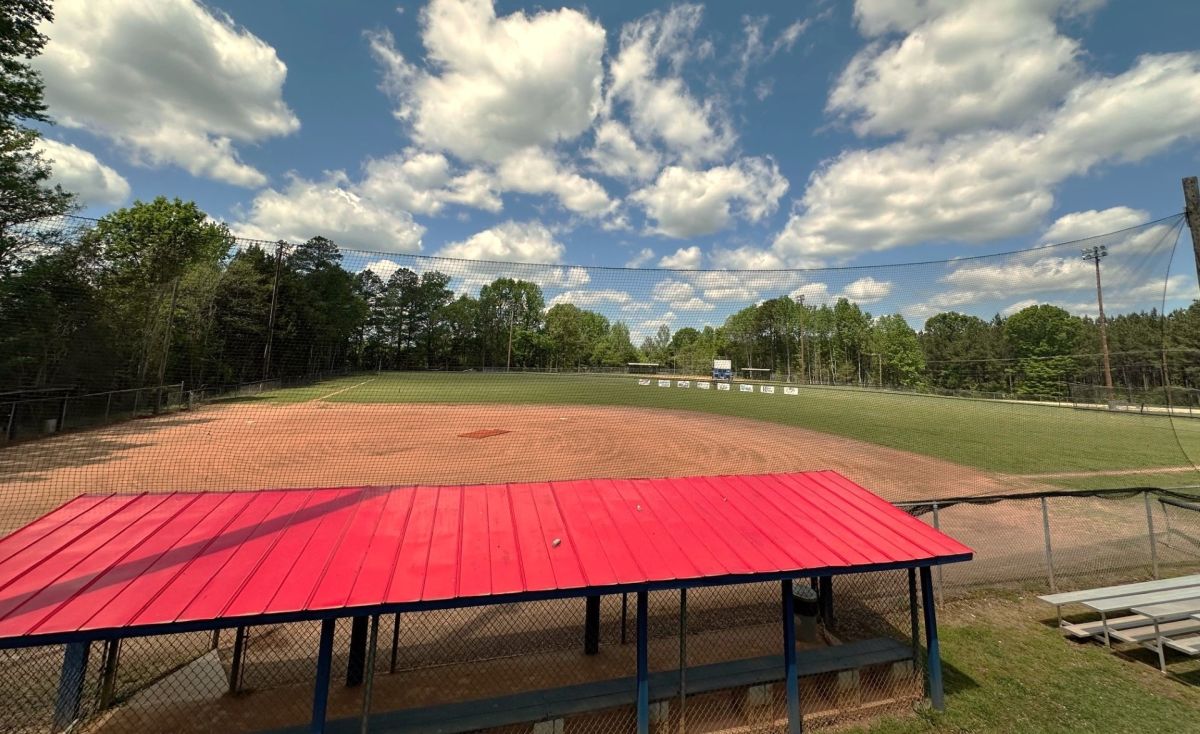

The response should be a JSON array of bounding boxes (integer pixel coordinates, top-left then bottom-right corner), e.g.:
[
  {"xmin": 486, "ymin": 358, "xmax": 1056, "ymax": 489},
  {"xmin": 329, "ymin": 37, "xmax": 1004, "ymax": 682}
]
[{"xmin": 27, "ymin": 0, "xmax": 1200, "ymax": 331}]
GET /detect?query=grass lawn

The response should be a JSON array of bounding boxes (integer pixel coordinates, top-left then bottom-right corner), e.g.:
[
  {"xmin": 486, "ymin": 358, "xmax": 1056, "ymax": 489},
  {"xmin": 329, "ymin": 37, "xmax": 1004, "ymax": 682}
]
[
  {"xmin": 260, "ymin": 372, "xmax": 1200, "ymax": 480},
  {"xmin": 851, "ymin": 594, "xmax": 1200, "ymax": 734}
]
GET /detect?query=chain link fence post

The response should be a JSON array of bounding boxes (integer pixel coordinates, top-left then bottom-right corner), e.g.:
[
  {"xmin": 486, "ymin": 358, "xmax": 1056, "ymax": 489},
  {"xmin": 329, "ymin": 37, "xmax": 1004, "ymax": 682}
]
[
  {"xmin": 1145, "ymin": 491, "xmax": 1159, "ymax": 579},
  {"xmin": 1041, "ymin": 496, "xmax": 1057, "ymax": 593}
]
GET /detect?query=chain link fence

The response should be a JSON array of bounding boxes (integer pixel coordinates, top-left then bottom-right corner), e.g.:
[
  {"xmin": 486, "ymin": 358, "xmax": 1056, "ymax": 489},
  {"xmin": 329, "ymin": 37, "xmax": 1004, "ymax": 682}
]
[{"xmin": 3, "ymin": 486, "xmax": 1196, "ymax": 733}]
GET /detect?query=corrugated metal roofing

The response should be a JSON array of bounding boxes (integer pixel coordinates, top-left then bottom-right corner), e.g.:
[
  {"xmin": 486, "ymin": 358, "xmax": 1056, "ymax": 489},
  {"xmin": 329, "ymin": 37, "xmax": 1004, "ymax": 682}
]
[{"xmin": 0, "ymin": 471, "xmax": 970, "ymax": 644}]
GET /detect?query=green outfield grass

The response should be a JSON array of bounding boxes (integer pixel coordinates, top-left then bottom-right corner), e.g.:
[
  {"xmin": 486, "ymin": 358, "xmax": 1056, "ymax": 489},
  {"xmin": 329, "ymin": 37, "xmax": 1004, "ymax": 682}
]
[{"xmin": 259, "ymin": 372, "xmax": 1200, "ymax": 481}]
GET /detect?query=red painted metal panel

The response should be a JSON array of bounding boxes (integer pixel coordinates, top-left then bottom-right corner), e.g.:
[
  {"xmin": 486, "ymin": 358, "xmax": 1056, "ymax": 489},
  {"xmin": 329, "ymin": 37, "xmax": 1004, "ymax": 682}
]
[
  {"xmin": 0, "ymin": 495, "xmax": 138, "ymax": 593},
  {"xmin": 0, "ymin": 472, "xmax": 972, "ymax": 643},
  {"xmin": 548, "ymin": 480, "xmax": 619, "ymax": 587},
  {"xmin": 457, "ymin": 485, "xmax": 492, "ymax": 598},
  {"xmin": 0, "ymin": 495, "xmax": 109, "ymax": 566},
  {"xmin": 420, "ymin": 486, "xmax": 464, "ymax": 601},
  {"xmin": 346, "ymin": 489, "xmax": 416, "ymax": 608},
  {"xmin": 484, "ymin": 485, "xmax": 524, "ymax": 595},
  {"xmin": 307, "ymin": 489, "xmax": 389, "ymax": 610},
  {"xmin": 264, "ymin": 488, "xmax": 363, "ymax": 614},
  {"xmin": 0, "ymin": 495, "xmax": 169, "ymax": 637},
  {"xmin": 528, "ymin": 482, "xmax": 586, "ymax": 590},
  {"xmin": 507, "ymin": 483, "xmax": 558, "ymax": 594},
  {"xmin": 223, "ymin": 490, "xmax": 327, "ymax": 619},
  {"xmin": 84, "ymin": 493, "xmax": 253, "ymax": 631},
  {"xmin": 147, "ymin": 492, "xmax": 285, "ymax": 624},
  {"xmin": 4, "ymin": 494, "xmax": 197, "ymax": 637},
  {"xmin": 386, "ymin": 486, "xmax": 440, "ymax": 604},
  {"xmin": 41, "ymin": 493, "xmax": 225, "ymax": 634}
]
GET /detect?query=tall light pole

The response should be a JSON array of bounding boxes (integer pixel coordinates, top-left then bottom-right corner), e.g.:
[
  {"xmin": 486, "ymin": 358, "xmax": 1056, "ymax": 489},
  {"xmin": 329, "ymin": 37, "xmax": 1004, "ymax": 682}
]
[
  {"xmin": 797, "ymin": 295, "xmax": 806, "ymax": 384},
  {"xmin": 1082, "ymin": 245, "xmax": 1114, "ymax": 398},
  {"xmin": 783, "ymin": 299, "xmax": 792, "ymax": 383}
]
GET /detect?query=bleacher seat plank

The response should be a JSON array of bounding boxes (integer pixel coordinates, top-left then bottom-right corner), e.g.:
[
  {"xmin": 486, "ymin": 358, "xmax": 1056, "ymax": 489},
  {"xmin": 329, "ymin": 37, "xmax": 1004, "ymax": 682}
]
[{"xmin": 1038, "ymin": 575, "xmax": 1200, "ymax": 607}]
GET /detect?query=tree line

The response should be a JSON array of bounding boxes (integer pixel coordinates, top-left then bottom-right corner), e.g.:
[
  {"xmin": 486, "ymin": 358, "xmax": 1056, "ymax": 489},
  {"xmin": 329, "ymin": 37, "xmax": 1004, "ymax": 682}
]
[{"xmin": 2, "ymin": 199, "xmax": 1198, "ymax": 405}]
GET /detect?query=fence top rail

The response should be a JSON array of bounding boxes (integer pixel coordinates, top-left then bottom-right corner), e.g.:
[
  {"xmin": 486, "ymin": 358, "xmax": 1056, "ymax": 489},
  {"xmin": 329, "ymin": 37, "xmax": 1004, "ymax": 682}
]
[
  {"xmin": 897, "ymin": 485, "xmax": 1200, "ymax": 512},
  {"xmin": 0, "ymin": 382, "xmax": 184, "ymax": 406}
]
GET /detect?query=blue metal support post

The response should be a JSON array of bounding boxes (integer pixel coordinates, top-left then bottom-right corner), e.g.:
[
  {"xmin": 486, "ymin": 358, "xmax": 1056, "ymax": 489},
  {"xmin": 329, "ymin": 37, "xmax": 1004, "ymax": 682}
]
[
  {"xmin": 919, "ymin": 566, "xmax": 944, "ymax": 711},
  {"xmin": 584, "ymin": 594, "xmax": 601, "ymax": 655},
  {"xmin": 636, "ymin": 590, "xmax": 649, "ymax": 734},
  {"xmin": 782, "ymin": 579, "xmax": 802, "ymax": 733},
  {"xmin": 53, "ymin": 642, "xmax": 90, "ymax": 732},
  {"xmin": 312, "ymin": 619, "xmax": 336, "ymax": 734},
  {"xmin": 908, "ymin": 569, "xmax": 919, "ymax": 662},
  {"xmin": 347, "ymin": 615, "xmax": 368, "ymax": 686},
  {"xmin": 229, "ymin": 626, "xmax": 247, "ymax": 693},
  {"xmin": 818, "ymin": 576, "xmax": 834, "ymax": 628}
]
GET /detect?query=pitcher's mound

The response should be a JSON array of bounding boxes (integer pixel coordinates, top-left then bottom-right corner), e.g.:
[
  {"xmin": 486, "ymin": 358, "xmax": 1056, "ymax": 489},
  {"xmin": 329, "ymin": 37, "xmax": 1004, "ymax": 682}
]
[{"xmin": 458, "ymin": 428, "xmax": 511, "ymax": 439}]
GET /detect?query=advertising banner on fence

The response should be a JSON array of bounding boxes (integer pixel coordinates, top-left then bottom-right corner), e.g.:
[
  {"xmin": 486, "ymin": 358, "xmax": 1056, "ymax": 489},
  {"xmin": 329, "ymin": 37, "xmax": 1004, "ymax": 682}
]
[
  {"xmin": 697, "ymin": 381, "xmax": 710, "ymax": 389},
  {"xmin": 677, "ymin": 380, "xmax": 690, "ymax": 388},
  {"xmin": 761, "ymin": 385, "xmax": 775, "ymax": 394},
  {"xmin": 783, "ymin": 387, "xmax": 799, "ymax": 395},
  {"xmin": 638, "ymin": 379, "xmax": 651, "ymax": 386},
  {"xmin": 658, "ymin": 380, "xmax": 671, "ymax": 387},
  {"xmin": 718, "ymin": 383, "xmax": 731, "ymax": 391},
  {"xmin": 739, "ymin": 384, "xmax": 753, "ymax": 393}
]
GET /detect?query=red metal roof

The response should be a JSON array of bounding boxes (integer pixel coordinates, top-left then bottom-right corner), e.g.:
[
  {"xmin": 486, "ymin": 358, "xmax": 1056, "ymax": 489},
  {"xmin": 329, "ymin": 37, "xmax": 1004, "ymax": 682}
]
[{"xmin": 0, "ymin": 471, "xmax": 970, "ymax": 644}]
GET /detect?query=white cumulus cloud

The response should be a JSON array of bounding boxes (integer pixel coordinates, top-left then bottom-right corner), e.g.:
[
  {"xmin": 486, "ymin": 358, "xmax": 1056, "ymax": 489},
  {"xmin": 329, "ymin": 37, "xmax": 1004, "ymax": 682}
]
[
  {"xmin": 774, "ymin": 51, "xmax": 1200, "ymax": 261},
  {"xmin": 368, "ymin": 0, "xmax": 605, "ymax": 163},
  {"xmin": 658, "ymin": 246, "xmax": 703, "ymax": 269},
  {"xmin": 496, "ymin": 147, "xmax": 614, "ymax": 216},
  {"xmin": 34, "ymin": 138, "xmax": 130, "ymax": 206},
  {"xmin": 37, "ymin": 0, "xmax": 298, "ymax": 187},
  {"xmin": 232, "ymin": 172, "xmax": 425, "ymax": 252},
  {"xmin": 1040, "ymin": 206, "xmax": 1150, "ymax": 243},
  {"xmin": 632, "ymin": 157, "xmax": 788, "ymax": 238},
  {"xmin": 608, "ymin": 4, "xmax": 733, "ymax": 164},
  {"xmin": 437, "ymin": 221, "xmax": 565, "ymax": 263},
  {"xmin": 830, "ymin": 0, "xmax": 1087, "ymax": 139},
  {"xmin": 359, "ymin": 149, "xmax": 502, "ymax": 215}
]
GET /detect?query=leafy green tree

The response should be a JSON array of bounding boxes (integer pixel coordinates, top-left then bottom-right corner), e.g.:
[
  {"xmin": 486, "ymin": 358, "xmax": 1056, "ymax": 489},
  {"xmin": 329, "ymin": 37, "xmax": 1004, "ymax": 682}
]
[
  {"xmin": 85, "ymin": 197, "xmax": 232, "ymax": 386},
  {"xmin": 546, "ymin": 303, "xmax": 594, "ymax": 369},
  {"xmin": 478, "ymin": 278, "xmax": 544, "ymax": 369},
  {"xmin": 206, "ymin": 246, "xmax": 274, "ymax": 383},
  {"xmin": 1004, "ymin": 304, "xmax": 1083, "ymax": 397},
  {"xmin": 593, "ymin": 321, "xmax": 640, "ymax": 366},
  {"xmin": 0, "ymin": 237, "xmax": 110, "ymax": 386},
  {"xmin": 0, "ymin": 0, "xmax": 74, "ymax": 267},
  {"xmin": 640, "ymin": 323, "xmax": 672, "ymax": 366},
  {"xmin": 921, "ymin": 312, "xmax": 1000, "ymax": 391},
  {"xmin": 872, "ymin": 314, "xmax": 926, "ymax": 388},
  {"xmin": 439, "ymin": 295, "xmax": 481, "ymax": 368},
  {"xmin": 352, "ymin": 269, "xmax": 388, "ymax": 370}
]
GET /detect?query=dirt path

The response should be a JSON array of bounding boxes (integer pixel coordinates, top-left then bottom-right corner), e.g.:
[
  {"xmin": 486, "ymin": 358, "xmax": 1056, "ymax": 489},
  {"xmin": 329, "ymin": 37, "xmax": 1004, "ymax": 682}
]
[
  {"xmin": 1014, "ymin": 465, "xmax": 1200, "ymax": 480},
  {"xmin": 0, "ymin": 402, "xmax": 1035, "ymax": 531}
]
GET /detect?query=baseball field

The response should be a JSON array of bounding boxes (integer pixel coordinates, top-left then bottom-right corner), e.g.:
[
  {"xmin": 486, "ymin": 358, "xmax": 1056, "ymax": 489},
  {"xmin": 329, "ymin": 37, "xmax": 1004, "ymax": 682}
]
[{"xmin": 3, "ymin": 369, "xmax": 1198, "ymax": 544}]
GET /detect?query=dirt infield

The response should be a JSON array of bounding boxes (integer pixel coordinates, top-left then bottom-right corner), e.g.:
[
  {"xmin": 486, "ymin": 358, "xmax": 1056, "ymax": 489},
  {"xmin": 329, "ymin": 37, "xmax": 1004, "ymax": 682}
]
[{"xmin": 0, "ymin": 400, "xmax": 1040, "ymax": 532}]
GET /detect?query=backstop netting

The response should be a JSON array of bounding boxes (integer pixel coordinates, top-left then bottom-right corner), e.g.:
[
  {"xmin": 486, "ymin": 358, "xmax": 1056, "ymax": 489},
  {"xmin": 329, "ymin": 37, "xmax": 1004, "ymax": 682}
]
[
  {"xmin": 1, "ymin": 211, "xmax": 1199, "ymax": 732},
  {"xmin": 1, "ymin": 212, "xmax": 1195, "ymax": 527}
]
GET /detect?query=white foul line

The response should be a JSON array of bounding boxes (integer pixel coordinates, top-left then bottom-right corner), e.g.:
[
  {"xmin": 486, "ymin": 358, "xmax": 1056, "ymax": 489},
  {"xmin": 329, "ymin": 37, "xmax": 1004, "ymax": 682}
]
[{"xmin": 313, "ymin": 378, "xmax": 376, "ymax": 402}]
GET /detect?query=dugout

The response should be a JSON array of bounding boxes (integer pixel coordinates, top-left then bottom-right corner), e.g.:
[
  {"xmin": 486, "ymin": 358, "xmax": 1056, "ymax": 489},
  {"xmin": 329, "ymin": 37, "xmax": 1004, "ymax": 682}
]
[{"xmin": 0, "ymin": 471, "xmax": 971, "ymax": 734}]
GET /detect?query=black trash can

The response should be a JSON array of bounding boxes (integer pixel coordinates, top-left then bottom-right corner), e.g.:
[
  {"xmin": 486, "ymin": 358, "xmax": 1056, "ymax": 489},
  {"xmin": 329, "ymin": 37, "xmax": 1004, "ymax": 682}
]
[{"xmin": 792, "ymin": 584, "xmax": 819, "ymax": 643}]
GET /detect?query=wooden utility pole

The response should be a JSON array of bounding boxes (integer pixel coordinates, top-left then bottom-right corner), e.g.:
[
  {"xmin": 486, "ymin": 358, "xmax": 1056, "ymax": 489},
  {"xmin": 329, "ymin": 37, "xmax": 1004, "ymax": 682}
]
[
  {"xmin": 1184, "ymin": 177, "xmax": 1200, "ymax": 295},
  {"xmin": 262, "ymin": 242, "xmax": 284, "ymax": 379},
  {"xmin": 1082, "ymin": 246, "xmax": 1114, "ymax": 398}
]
